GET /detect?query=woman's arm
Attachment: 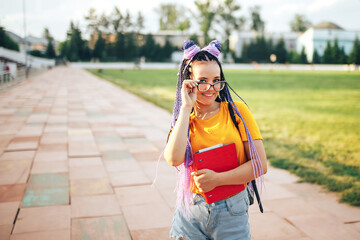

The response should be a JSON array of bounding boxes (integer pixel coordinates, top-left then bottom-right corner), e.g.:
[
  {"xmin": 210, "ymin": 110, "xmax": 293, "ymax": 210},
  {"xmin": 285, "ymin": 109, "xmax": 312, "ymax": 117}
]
[
  {"xmin": 164, "ymin": 79, "xmax": 198, "ymax": 167},
  {"xmin": 164, "ymin": 106, "xmax": 192, "ymax": 166},
  {"xmin": 192, "ymin": 139, "xmax": 267, "ymax": 192}
]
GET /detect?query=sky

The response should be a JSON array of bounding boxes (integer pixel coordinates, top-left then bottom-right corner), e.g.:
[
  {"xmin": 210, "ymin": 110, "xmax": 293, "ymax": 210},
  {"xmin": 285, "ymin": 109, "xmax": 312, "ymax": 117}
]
[{"xmin": 1, "ymin": 0, "xmax": 360, "ymax": 42}]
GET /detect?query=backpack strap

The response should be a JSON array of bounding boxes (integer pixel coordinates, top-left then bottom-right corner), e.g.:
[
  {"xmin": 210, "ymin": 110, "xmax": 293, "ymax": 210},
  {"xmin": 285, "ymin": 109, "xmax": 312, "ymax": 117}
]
[{"xmin": 227, "ymin": 102, "xmax": 263, "ymax": 213}]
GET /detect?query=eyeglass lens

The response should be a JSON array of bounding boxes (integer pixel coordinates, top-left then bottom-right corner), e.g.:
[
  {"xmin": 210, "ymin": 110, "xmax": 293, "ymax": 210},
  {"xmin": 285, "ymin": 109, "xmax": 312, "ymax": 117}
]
[{"xmin": 198, "ymin": 82, "xmax": 225, "ymax": 92}]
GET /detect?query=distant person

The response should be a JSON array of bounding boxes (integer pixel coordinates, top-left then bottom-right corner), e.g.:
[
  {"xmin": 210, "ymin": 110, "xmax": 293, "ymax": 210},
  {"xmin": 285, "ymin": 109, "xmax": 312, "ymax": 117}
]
[
  {"xmin": 164, "ymin": 40, "xmax": 268, "ymax": 240},
  {"xmin": 3, "ymin": 60, "xmax": 10, "ymax": 82}
]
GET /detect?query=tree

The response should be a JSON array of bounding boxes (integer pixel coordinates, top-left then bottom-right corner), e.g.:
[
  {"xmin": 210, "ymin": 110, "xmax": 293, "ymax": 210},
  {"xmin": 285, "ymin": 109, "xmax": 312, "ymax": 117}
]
[
  {"xmin": 156, "ymin": 3, "xmax": 178, "ymax": 30},
  {"xmin": 43, "ymin": 27, "xmax": 56, "ymax": 58},
  {"xmin": 0, "ymin": 26, "xmax": 20, "ymax": 51},
  {"xmin": 123, "ymin": 33, "xmax": 137, "ymax": 61},
  {"xmin": 84, "ymin": 8, "xmax": 99, "ymax": 34},
  {"xmin": 323, "ymin": 40, "xmax": 333, "ymax": 64},
  {"xmin": 162, "ymin": 38, "xmax": 173, "ymax": 61},
  {"xmin": 246, "ymin": 36, "xmax": 269, "ymax": 62},
  {"xmin": 177, "ymin": 19, "xmax": 191, "ymax": 32},
  {"xmin": 111, "ymin": 7, "xmax": 123, "ymax": 33},
  {"xmin": 115, "ymin": 31, "xmax": 125, "ymax": 60},
  {"xmin": 194, "ymin": 0, "xmax": 217, "ymax": 44},
  {"xmin": 93, "ymin": 32, "xmax": 105, "ymax": 60},
  {"xmin": 45, "ymin": 40, "xmax": 56, "ymax": 59},
  {"xmin": 241, "ymin": 41, "xmax": 249, "ymax": 62},
  {"xmin": 140, "ymin": 34, "xmax": 157, "ymax": 61},
  {"xmin": 288, "ymin": 50, "xmax": 300, "ymax": 63},
  {"xmin": 349, "ymin": 36, "xmax": 360, "ymax": 65},
  {"xmin": 274, "ymin": 38, "xmax": 287, "ymax": 63},
  {"xmin": 300, "ymin": 46, "xmax": 308, "ymax": 64},
  {"xmin": 312, "ymin": 49, "xmax": 321, "ymax": 64},
  {"xmin": 60, "ymin": 21, "xmax": 88, "ymax": 61},
  {"xmin": 338, "ymin": 46, "xmax": 348, "ymax": 64},
  {"xmin": 218, "ymin": 0, "xmax": 245, "ymax": 59},
  {"xmin": 290, "ymin": 14, "xmax": 312, "ymax": 33},
  {"xmin": 123, "ymin": 10, "xmax": 132, "ymax": 32},
  {"xmin": 189, "ymin": 34, "xmax": 200, "ymax": 46},
  {"xmin": 98, "ymin": 13, "xmax": 111, "ymax": 34},
  {"xmin": 250, "ymin": 6, "xmax": 264, "ymax": 34},
  {"xmin": 155, "ymin": 3, "xmax": 190, "ymax": 32},
  {"xmin": 332, "ymin": 38, "xmax": 340, "ymax": 64},
  {"xmin": 135, "ymin": 11, "xmax": 145, "ymax": 33}
]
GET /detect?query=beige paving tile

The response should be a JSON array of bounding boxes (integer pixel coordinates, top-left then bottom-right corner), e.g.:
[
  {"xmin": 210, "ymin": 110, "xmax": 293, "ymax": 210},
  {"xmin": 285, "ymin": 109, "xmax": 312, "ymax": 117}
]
[
  {"xmin": 249, "ymin": 212, "xmax": 307, "ymax": 240},
  {"xmin": 31, "ymin": 161, "xmax": 68, "ymax": 174},
  {"xmin": 0, "ymin": 201, "xmax": 20, "ymax": 225},
  {"xmin": 259, "ymin": 181, "xmax": 297, "ymax": 201},
  {"xmin": 262, "ymin": 197, "xmax": 324, "ymax": 217},
  {"xmin": 71, "ymin": 215, "xmax": 131, "ymax": 240},
  {"xmin": 0, "ymin": 184, "xmax": 26, "ymax": 202},
  {"xmin": 132, "ymin": 151, "xmax": 163, "ymax": 162},
  {"xmin": 38, "ymin": 143, "xmax": 67, "ymax": 152},
  {"xmin": 34, "ymin": 150, "xmax": 67, "ymax": 162},
  {"xmin": 158, "ymin": 188, "xmax": 176, "ymax": 208},
  {"xmin": 13, "ymin": 205, "xmax": 71, "ymax": 234},
  {"xmin": 97, "ymin": 142, "xmax": 127, "ymax": 152},
  {"xmin": 6, "ymin": 141, "xmax": 39, "ymax": 151},
  {"xmin": 264, "ymin": 166, "xmax": 299, "ymax": 184},
  {"xmin": 68, "ymin": 157, "xmax": 102, "ymax": 167},
  {"xmin": 311, "ymin": 196, "xmax": 360, "ymax": 223},
  {"xmin": 40, "ymin": 132, "xmax": 67, "ymax": 144},
  {"xmin": 109, "ymin": 170, "xmax": 151, "ymax": 187},
  {"xmin": 69, "ymin": 165, "xmax": 107, "ymax": 180},
  {"xmin": 0, "ymin": 224, "xmax": 12, "ymax": 240},
  {"xmin": 288, "ymin": 213, "xmax": 360, "ymax": 240},
  {"xmin": 10, "ymin": 229, "xmax": 70, "ymax": 240},
  {"xmin": 0, "ymin": 151, "xmax": 35, "ymax": 161},
  {"xmin": 115, "ymin": 185, "xmax": 164, "ymax": 206},
  {"xmin": 70, "ymin": 178, "xmax": 113, "ymax": 196},
  {"xmin": 68, "ymin": 141, "xmax": 100, "ymax": 157},
  {"xmin": 121, "ymin": 203, "xmax": 173, "ymax": 230},
  {"xmin": 71, "ymin": 194, "xmax": 121, "ymax": 218},
  {"xmin": 130, "ymin": 227, "xmax": 171, "ymax": 240},
  {"xmin": 0, "ymin": 135, "xmax": 15, "ymax": 148},
  {"xmin": 128, "ymin": 144, "xmax": 158, "ymax": 154},
  {"xmin": 0, "ymin": 160, "xmax": 32, "ymax": 185},
  {"xmin": 104, "ymin": 159, "xmax": 142, "ymax": 172}
]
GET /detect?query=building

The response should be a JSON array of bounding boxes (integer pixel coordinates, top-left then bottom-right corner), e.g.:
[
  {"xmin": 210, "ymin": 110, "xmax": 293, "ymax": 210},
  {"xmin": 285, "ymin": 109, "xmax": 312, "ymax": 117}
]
[
  {"xmin": 230, "ymin": 31, "xmax": 299, "ymax": 58},
  {"xmin": 6, "ymin": 30, "xmax": 57, "ymax": 54},
  {"xmin": 297, "ymin": 22, "xmax": 360, "ymax": 63}
]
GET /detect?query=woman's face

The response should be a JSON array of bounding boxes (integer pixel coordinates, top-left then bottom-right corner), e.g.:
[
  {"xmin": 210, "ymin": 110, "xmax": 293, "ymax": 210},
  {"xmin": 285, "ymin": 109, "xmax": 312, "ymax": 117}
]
[{"xmin": 190, "ymin": 61, "xmax": 221, "ymax": 107}]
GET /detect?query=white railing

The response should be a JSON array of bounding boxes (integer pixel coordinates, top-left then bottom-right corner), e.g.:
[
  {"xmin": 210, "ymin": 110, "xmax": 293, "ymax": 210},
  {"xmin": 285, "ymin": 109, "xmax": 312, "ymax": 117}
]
[
  {"xmin": 0, "ymin": 68, "xmax": 26, "ymax": 91},
  {"xmin": 0, "ymin": 47, "xmax": 55, "ymax": 69},
  {"xmin": 0, "ymin": 67, "xmax": 45, "ymax": 92}
]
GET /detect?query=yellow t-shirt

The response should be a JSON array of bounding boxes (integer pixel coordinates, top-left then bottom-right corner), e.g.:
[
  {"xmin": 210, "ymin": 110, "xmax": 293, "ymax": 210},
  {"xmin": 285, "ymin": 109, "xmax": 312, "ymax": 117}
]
[{"xmin": 189, "ymin": 101, "xmax": 263, "ymax": 193}]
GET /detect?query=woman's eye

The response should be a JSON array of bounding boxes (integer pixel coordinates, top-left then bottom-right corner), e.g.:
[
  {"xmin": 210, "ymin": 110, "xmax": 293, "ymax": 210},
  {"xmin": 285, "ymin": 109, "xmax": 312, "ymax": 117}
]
[
  {"xmin": 199, "ymin": 80, "xmax": 206, "ymax": 83},
  {"xmin": 213, "ymin": 79, "xmax": 220, "ymax": 82}
]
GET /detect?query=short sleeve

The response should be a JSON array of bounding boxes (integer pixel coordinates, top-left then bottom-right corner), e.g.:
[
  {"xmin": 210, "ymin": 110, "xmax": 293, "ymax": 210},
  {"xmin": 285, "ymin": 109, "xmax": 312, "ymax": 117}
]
[{"xmin": 234, "ymin": 101, "xmax": 262, "ymax": 141}]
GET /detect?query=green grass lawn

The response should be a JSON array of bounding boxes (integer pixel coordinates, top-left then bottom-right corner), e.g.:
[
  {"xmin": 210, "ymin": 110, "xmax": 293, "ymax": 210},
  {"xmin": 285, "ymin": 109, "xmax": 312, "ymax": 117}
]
[{"xmin": 88, "ymin": 68, "xmax": 360, "ymax": 206}]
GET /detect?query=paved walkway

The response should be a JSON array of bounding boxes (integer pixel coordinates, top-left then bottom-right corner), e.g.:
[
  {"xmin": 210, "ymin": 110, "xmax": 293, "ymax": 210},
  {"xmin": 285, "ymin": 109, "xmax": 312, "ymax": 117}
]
[{"xmin": 0, "ymin": 67, "xmax": 359, "ymax": 240}]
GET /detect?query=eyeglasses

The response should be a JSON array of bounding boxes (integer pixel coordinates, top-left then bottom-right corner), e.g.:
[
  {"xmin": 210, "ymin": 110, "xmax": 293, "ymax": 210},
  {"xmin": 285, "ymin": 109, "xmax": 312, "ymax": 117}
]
[{"xmin": 197, "ymin": 81, "xmax": 226, "ymax": 92}]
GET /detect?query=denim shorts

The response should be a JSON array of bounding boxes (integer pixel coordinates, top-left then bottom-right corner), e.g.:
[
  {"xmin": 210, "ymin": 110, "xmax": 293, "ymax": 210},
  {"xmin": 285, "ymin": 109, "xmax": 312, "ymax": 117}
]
[{"xmin": 170, "ymin": 189, "xmax": 251, "ymax": 240}]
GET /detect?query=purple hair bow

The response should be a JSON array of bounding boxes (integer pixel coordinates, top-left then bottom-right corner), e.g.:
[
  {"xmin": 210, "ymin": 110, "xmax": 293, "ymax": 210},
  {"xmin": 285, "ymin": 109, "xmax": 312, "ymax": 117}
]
[{"xmin": 183, "ymin": 40, "xmax": 221, "ymax": 59}]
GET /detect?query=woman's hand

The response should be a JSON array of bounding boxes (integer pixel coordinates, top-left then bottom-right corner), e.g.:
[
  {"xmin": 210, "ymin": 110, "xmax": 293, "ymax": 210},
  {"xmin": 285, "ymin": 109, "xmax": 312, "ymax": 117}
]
[
  {"xmin": 192, "ymin": 169, "xmax": 219, "ymax": 193},
  {"xmin": 181, "ymin": 79, "xmax": 198, "ymax": 108}
]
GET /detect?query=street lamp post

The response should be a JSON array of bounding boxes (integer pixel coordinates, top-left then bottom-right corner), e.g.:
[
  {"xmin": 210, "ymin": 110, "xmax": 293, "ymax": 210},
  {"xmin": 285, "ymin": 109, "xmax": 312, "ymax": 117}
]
[{"xmin": 23, "ymin": 0, "xmax": 28, "ymax": 76}]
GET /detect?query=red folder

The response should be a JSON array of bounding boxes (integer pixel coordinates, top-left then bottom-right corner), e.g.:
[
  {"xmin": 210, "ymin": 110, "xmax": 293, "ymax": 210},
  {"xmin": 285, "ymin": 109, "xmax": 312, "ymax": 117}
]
[{"xmin": 192, "ymin": 142, "xmax": 245, "ymax": 204}]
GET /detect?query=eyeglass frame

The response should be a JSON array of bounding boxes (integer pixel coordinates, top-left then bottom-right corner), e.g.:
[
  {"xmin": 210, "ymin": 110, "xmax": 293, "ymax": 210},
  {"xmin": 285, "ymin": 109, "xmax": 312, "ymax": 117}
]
[{"xmin": 196, "ymin": 81, "xmax": 226, "ymax": 92}]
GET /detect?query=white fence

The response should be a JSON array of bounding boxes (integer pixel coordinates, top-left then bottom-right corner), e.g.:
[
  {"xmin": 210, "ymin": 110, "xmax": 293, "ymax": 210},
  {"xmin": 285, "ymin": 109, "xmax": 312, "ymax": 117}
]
[
  {"xmin": 0, "ymin": 47, "xmax": 55, "ymax": 69},
  {"xmin": 70, "ymin": 62, "xmax": 358, "ymax": 71}
]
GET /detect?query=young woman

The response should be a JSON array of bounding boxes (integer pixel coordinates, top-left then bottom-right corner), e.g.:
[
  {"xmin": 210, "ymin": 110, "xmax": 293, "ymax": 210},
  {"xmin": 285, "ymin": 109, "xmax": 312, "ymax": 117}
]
[{"xmin": 164, "ymin": 40, "xmax": 268, "ymax": 240}]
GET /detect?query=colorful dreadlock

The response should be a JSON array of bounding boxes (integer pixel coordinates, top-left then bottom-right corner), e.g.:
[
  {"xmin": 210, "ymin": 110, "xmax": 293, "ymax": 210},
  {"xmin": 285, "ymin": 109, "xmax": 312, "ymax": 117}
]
[{"xmin": 170, "ymin": 40, "xmax": 264, "ymax": 216}]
